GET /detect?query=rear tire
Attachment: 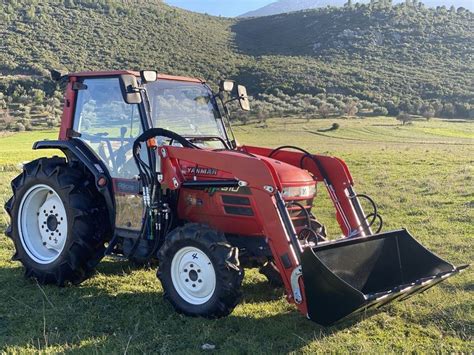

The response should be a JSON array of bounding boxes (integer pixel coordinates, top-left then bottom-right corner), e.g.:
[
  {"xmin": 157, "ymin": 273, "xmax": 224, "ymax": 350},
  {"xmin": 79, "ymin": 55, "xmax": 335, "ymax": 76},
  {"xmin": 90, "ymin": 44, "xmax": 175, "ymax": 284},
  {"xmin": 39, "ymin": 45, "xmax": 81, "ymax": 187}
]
[
  {"xmin": 157, "ymin": 223, "xmax": 243, "ymax": 318},
  {"xmin": 4, "ymin": 157, "xmax": 109, "ymax": 285}
]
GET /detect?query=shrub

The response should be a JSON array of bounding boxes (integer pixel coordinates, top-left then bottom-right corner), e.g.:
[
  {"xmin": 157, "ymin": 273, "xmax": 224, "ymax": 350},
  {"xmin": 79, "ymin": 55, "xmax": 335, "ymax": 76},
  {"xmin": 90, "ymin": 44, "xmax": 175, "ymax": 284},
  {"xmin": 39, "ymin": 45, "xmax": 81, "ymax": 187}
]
[
  {"xmin": 396, "ymin": 112, "xmax": 413, "ymax": 125},
  {"xmin": 16, "ymin": 122, "xmax": 26, "ymax": 131},
  {"xmin": 374, "ymin": 107, "xmax": 389, "ymax": 116}
]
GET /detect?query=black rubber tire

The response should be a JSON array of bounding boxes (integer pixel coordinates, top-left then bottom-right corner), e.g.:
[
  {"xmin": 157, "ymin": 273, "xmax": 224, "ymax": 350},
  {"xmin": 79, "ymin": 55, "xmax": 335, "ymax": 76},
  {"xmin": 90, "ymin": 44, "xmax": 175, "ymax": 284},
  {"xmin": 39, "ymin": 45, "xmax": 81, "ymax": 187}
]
[
  {"xmin": 4, "ymin": 157, "xmax": 109, "ymax": 286},
  {"xmin": 157, "ymin": 223, "xmax": 243, "ymax": 318}
]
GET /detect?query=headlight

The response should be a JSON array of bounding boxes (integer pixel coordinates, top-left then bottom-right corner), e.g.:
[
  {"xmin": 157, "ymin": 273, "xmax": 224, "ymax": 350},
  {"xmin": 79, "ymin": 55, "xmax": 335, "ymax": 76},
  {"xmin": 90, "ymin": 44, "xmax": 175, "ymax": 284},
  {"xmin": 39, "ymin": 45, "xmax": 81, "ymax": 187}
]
[{"xmin": 281, "ymin": 185, "xmax": 316, "ymax": 198}]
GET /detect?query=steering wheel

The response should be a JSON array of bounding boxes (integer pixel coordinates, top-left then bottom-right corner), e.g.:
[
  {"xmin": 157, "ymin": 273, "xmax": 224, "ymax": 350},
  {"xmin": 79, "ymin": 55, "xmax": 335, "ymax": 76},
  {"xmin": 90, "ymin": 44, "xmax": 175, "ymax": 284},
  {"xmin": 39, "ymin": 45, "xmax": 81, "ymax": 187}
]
[{"xmin": 133, "ymin": 128, "xmax": 199, "ymax": 152}]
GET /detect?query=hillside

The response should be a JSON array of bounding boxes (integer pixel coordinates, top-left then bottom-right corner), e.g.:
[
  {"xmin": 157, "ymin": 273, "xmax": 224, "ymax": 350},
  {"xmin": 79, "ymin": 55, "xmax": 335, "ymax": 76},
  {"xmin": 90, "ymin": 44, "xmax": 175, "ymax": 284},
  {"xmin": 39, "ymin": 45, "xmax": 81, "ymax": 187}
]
[
  {"xmin": 239, "ymin": 0, "xmax": 474, "ymax": 17},
  {"xmin": 0, "ymin": 0, "xmax": 473, "ymax": 131},
  {"xmin": 233, "ymin": 5, "xmax": 473, "ymax": 115},
  {"xmin": 0, "ymin": 1, "xmax": 237, "ymax": 80}
]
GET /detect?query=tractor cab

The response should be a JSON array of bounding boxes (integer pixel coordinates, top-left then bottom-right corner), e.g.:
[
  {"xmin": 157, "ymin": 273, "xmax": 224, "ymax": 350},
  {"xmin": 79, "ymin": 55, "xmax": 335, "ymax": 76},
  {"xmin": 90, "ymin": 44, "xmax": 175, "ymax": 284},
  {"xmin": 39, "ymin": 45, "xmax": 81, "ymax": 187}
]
[{"xmin": 71, "ymin": 72, "xmax": 242, "ymax": 179}]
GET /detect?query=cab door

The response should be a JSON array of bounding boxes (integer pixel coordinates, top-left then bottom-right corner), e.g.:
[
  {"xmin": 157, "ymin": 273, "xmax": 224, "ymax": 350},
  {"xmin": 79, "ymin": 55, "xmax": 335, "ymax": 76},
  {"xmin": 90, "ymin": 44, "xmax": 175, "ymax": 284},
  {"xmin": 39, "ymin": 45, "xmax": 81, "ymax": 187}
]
[{"xmin": 72, "ymin": 76, "xmax": 145, "ymax": 234}]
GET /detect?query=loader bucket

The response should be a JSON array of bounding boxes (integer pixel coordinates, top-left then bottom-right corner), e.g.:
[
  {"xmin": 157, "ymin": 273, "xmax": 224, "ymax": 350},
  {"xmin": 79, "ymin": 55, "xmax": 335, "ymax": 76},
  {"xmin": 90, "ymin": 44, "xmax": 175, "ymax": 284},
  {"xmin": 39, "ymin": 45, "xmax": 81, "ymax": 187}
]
[{"xmin": 301, "ymin": 229, "xmax": 468, "ymax": 326}]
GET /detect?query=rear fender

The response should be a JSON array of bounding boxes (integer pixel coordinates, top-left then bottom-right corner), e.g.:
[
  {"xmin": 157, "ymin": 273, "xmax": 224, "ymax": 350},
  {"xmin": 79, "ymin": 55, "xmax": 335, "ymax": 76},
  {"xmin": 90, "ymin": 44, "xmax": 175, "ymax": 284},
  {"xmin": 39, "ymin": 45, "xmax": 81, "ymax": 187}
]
[{"xmin": 33, "ymin": 139, "xmax": 115, "ymax": 230}]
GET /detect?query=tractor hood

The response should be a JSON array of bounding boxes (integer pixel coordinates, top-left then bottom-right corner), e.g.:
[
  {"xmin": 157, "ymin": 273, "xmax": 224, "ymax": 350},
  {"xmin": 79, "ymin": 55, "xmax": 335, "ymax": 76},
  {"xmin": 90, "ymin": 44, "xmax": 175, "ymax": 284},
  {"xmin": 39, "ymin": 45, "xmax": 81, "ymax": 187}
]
[
  {"xmin": 257, "ymin": 155, "xmax": 315, "ymax": 187},
  {"xmin": 179, "ymin": 150, "xmax": 315, "ymax": 192}
]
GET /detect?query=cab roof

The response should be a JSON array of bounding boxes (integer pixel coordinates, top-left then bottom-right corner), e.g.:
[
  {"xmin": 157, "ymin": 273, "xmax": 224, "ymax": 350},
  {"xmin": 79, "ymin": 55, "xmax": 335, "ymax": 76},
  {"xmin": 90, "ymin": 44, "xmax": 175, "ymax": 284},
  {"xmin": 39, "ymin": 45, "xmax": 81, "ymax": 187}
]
[{"xmin": 67, "ymin": 70, "xmax": 204, "ymax": 84}]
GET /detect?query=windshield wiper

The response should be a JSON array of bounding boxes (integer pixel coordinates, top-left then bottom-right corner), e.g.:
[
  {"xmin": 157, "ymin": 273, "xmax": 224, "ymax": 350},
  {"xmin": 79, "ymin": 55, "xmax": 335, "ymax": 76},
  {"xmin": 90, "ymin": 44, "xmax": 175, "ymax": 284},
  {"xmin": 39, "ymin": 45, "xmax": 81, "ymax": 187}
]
[{"xmin": 182, "ymin": 136, "xmax": 230, "ymax": 149}]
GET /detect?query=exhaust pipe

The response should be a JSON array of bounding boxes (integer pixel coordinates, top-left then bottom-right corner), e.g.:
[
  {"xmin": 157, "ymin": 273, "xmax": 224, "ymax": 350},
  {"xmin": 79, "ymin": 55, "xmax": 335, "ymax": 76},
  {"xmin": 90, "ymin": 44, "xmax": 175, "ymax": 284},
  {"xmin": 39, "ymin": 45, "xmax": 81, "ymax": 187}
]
[{"xmin": 301, "ymin": 229, "xmax": 468, "ymax": 326}]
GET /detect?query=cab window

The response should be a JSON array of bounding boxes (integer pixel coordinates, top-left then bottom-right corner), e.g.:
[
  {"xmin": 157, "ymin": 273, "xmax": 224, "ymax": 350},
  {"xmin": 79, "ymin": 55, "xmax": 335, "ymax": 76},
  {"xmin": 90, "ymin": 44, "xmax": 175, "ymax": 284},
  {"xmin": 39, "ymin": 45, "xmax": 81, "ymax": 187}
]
[{"xmin": 73, "ymin": 77, "xmax": 143, "ymax": 178}]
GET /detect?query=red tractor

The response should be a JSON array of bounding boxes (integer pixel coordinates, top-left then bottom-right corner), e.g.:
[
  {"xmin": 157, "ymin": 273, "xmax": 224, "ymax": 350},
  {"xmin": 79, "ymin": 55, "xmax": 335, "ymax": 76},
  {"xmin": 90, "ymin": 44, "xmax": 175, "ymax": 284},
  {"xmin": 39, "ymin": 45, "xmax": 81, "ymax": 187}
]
[{"xmin": 4, "ymin": 70, "xmax": 467, "ymax": 325}]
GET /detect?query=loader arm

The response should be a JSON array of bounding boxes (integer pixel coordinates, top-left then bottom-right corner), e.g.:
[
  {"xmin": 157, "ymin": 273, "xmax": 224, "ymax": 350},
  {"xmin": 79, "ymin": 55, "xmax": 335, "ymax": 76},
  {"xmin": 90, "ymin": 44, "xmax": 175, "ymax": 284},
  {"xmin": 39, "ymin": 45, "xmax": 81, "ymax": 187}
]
[{"xmin": 240, "ymin": 145, "xmax": 372, "ymax": 238}]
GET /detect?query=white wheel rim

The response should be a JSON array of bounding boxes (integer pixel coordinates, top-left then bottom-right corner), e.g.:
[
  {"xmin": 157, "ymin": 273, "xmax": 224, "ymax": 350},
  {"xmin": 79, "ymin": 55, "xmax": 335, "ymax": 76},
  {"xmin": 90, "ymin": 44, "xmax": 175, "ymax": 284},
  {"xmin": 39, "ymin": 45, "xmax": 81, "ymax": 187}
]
[
  {"xmin": 18, "ymin": 184, "xmax": 68, "ymax": 264},
  {"xmin": 170, "ymin": 246, "xmax": 216, "ymax": 305}
]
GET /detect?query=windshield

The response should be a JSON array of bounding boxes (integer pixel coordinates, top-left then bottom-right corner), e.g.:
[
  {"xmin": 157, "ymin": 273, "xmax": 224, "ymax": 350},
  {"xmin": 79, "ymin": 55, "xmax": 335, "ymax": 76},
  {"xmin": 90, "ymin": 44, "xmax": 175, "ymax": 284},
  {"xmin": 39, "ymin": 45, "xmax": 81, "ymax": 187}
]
[{"xmin": 145, "ymin": 80, "xmax": 227, "ymax": 146}]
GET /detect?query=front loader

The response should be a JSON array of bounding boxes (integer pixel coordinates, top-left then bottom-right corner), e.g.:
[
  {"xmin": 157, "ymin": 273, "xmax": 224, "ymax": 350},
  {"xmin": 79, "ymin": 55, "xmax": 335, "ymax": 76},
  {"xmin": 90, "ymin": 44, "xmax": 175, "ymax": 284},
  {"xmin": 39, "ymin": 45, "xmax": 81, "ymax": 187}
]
[{"xmin": 4, "ymin": 70, "xmax": 468, "ymax": 325}]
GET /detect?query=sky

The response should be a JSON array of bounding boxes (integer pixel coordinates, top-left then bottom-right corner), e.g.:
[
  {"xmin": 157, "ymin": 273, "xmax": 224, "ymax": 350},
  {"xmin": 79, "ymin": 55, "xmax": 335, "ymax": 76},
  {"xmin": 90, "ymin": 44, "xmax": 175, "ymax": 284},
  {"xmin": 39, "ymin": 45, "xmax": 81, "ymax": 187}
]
[{"xmin": 164, "ymin": 0, "xmax": 275, "ymax": 17}]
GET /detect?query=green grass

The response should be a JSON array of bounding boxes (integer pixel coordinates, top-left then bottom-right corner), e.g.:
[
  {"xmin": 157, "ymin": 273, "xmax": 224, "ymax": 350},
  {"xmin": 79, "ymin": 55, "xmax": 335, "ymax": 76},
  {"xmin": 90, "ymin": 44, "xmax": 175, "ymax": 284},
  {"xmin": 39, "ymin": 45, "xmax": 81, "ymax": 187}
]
[{"xmin": 0, "ymin": 118, "xmax": 472, "ymax": 353}]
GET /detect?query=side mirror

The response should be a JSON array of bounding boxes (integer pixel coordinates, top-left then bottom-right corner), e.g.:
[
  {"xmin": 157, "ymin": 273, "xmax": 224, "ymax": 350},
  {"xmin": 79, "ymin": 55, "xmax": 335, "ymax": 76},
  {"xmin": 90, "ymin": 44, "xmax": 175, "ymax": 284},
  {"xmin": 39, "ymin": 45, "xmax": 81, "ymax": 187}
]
[
  {"xmin": 50, "ymin": 69, "xmax": 68, "ymax": 82},
  {"xmin": 140, "ymin": 70, "xmax": 158, "ymax": 83},
  {"xmin": 119, "ymin": 74, "xmax": 142, "ymax": 104},
  {"xmin": 237, "ymin": 85, "xmax": 250, "ymax": 111},
  {"xmin": 220, "ymin": 80, "xmax": 234, "ymax": 92}
]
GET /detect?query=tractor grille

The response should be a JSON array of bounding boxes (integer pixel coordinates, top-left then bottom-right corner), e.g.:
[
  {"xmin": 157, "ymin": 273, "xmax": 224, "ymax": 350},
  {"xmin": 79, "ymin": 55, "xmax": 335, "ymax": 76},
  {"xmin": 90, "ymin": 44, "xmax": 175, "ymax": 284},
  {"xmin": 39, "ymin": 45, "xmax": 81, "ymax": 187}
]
[{"xmin": 222, "ymin": 195, "xmax": 254, "ymax": 217}]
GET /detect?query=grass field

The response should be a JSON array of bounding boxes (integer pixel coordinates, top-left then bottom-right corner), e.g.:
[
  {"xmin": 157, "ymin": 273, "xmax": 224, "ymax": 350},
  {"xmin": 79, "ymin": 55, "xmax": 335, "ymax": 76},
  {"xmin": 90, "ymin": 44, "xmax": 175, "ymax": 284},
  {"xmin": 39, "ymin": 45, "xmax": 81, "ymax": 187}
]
[{"xmin": 0, "ymin": 118, "xmax": 472, "ymax": 353}]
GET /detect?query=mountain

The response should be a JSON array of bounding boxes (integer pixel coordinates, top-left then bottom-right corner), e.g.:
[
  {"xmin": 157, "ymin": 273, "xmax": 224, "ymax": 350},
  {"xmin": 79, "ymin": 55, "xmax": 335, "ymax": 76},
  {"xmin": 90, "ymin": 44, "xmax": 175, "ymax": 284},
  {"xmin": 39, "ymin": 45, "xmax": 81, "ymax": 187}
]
[
  {"xmin": 239, "ymin": 0, "xmax": 473, "ymax": 17},
  {"xmin": 239, "ymin": 0, "xmax": 355, "ymax": 18},
  {"xmin": 0, "ymin": 0, "xmax": 472, "ymax": 128}
]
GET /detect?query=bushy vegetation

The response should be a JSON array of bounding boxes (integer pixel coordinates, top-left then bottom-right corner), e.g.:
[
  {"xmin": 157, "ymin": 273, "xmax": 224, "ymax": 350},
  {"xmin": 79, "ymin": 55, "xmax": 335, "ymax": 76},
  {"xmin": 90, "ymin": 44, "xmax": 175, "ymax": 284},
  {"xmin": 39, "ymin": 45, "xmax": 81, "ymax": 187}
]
[
  {"xmin": 0, "ymin": 77, "xmax": 63, "ymax": 130},
  {"xmin": 0, "ymin": 0, "xmax": 473, "ymax": 130},
  {"xmin": 242, "ymin": 90, "xmax": 387, "ymax": 121}
]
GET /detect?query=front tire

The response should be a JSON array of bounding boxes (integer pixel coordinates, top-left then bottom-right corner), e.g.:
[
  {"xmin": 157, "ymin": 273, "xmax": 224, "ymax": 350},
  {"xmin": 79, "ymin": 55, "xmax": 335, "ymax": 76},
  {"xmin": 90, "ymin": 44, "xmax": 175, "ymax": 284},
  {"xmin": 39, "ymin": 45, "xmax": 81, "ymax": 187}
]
[
  {"xmin": 157, "ymin": 224, "xmax": 243, "ymax": 318},
  {"xmin": 4, "ymin": 157, "xmax": 109, "ymax": 285}
]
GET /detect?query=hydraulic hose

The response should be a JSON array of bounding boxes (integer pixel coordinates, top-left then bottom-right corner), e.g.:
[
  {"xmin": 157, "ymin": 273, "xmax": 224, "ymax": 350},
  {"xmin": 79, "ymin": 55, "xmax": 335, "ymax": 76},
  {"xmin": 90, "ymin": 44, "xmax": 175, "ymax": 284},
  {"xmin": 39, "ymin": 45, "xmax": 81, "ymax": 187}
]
[
  {"xmin": 129, "ymin": 129, "xmax": 198, "ymax": 259},
  {"xmin": 270, "ymin": 145, "xmax": 384, "ymax": 237}
]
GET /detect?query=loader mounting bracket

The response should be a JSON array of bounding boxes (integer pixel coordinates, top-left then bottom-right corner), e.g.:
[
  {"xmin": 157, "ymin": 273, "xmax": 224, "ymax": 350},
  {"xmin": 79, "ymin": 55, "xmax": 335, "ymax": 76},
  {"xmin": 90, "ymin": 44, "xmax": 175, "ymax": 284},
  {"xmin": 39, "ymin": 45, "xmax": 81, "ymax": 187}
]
[{"xmin": 291, "ymin": 265, "xmax": 303, "ymax": 304}]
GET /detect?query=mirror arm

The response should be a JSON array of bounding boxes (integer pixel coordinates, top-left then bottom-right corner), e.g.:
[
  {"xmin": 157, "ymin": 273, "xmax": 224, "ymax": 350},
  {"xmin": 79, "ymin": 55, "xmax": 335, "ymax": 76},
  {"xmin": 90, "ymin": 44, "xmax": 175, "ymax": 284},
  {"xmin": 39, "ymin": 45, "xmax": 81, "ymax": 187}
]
[
  {"xmin": 137, "ymin": 87, "xmax": 152, "ymax": 118},
  {"xmin": 222, "ymin": 96, "xmax": 242, "ymax": 106}
]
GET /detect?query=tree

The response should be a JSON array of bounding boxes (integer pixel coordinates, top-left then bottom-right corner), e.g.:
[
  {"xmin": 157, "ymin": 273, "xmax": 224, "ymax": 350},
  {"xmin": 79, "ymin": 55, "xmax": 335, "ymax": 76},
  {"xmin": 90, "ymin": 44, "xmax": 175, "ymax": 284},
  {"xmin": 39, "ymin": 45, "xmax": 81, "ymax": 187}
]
[
  {"xmin": 16, "ymin": 122, "xmax": 26, "ymax": 132},
  {"xmin": 46, "ymin": 118, "xmax": 56, "ymax": 129},
  {"xmin": 31, "ymin": 88, "xmax": 45, "ymax": 104},
  {"xmin": 396, "ymin": 112, "xmax": 412, "ymax": 125},
  {"xmin": 442, "ymin": 103, "xmax": 455, "ymax": 118},
  {"xmin": 344, "ymin": 101, "xmax": 358, "ymax": 116},
  {"xmin": 0, "ymin": 108, "xmax": 13, "ymax": 128},
  {"xmin": 421, "ymin": 104, "xmax": 435, "ymax": 120},
  {"xmin": 318, "ymin": 103, "xmax": 331, "ymax": 118}
]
